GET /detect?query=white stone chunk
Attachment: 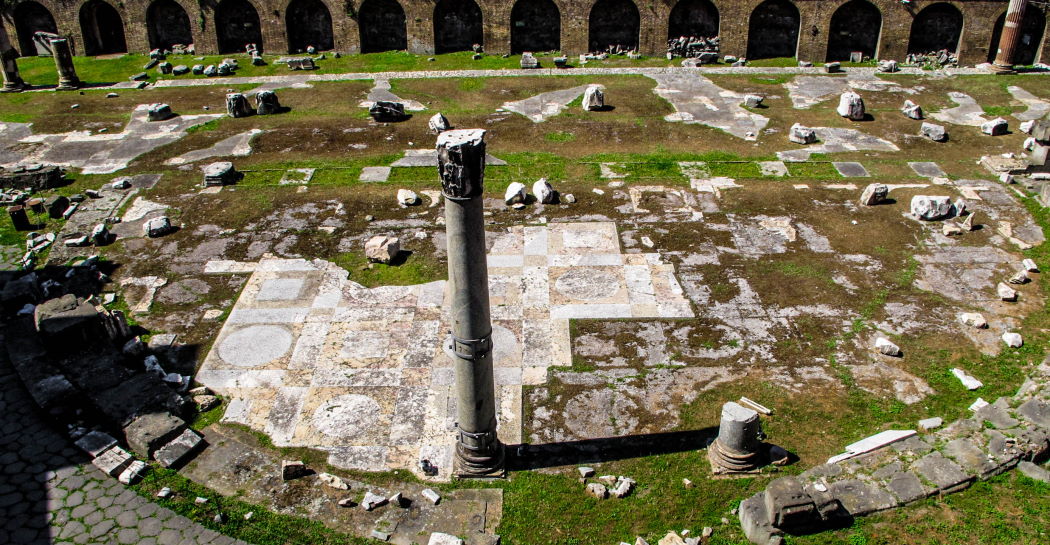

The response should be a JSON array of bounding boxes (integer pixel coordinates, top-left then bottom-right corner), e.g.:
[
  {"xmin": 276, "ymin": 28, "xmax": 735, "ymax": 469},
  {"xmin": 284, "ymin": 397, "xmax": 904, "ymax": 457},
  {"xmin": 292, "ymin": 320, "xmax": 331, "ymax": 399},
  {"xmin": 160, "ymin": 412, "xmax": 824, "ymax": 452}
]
[
  {"xmin": 1022, "ymin": 258, "xmax": 1038, "ymax": 272},
  {"xmin": 918, "ymin": 417, "xmax": 943, "ymax": 431},
  {"xmin": 836, "ymin": 91, "xmax": 865, "ymax": 120},
  {"xmin": 582, "ymin": 85, "xmax": 605, "ymax": 111},
  {"xmin": 910, "ymin": 195, "xmax": 953, "ymax": 220},
  {"xmin": 364, "ymin": 235, "xmax": 400, "ymax": 264},
  {"xmin": 396, "ymin": 189, "xmax": 420, "ymax": 206},
  {"xmin": 318, "ymin": 472, "xmax": 350, "ymax": 490},
  {"xmin": 997, "ymin": 282, "xmax": 1017, "ymax": 301},
  {"xmin": 859, "ymin": 184, "xmax": 888, "ymax": 206},
  {"xmin": 1002, "ymin": 332, "xmax": 1023, "ymax": 348},
  {"xmin": 422, "ymin": 488, "xmax": 441, "ymax": 504},
  {"xmin": 874, "ymin": 337, "xmax": 901, "ymax": 357},
  {"xmin": 585, "ymin": 482, "xmax": 608, "ymax": 499},
  {"xmin": 532, "ymin": 178, "xmax": 555, "ymax": 204},
  {"xmin": 951, "ymin": 368, "xmax": 983, "ymax": 390},
  {"xmin": 428, "ymin": 533, "xmax": 464, "ymax": 545},
  {"xmin": 957, "ymin": 312, "xmax": 987, "ymax": 328},
  {"xmin": 505, "ymin": 182, "xmax": 527, "ymax": 205},
  {"xmin": 969, "ymin": 398, "xmax": 989, "ymax": 411}
]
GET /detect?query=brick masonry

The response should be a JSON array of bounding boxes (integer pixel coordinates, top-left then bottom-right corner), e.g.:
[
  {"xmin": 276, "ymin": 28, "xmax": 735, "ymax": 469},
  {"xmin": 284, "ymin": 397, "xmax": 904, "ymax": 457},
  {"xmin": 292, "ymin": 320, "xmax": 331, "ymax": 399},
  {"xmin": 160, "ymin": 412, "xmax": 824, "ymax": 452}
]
[{"xmin": 1, "ymin": 0, "xmax": 1047, "ymax": 65}]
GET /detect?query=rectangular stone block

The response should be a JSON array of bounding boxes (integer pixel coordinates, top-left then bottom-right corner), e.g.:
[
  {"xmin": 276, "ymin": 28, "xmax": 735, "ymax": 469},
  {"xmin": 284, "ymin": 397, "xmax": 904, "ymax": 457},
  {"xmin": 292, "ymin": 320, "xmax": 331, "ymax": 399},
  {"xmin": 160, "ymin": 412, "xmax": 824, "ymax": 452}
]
[
  {"xmin": 153, "ymin": 428, "xmax": 205, "ymax": 468},
  {"xmin": 827, "ymin": 479, "xmax": 897, "ymax": 516},
  {"xmin": 74, "ymin": 430, "xmax": 117, "ymax": 457},
  {"xmin": 943, "ymin": 438, "xmax": 1000, "ymax": 479},
  {"xmin": 884, "ymin": 471, "xmax": 931, "ymax": 504},
  {"xmin": 92, "ymin": 445, "xmax": 133, "ymax": 477},
  {"xmin": 123, "ymin": 412, "xmax": 187, "ymax": 458},
  {"xmin": 911, "ymin": 452, "xmax": 973, "ymax": 493}
]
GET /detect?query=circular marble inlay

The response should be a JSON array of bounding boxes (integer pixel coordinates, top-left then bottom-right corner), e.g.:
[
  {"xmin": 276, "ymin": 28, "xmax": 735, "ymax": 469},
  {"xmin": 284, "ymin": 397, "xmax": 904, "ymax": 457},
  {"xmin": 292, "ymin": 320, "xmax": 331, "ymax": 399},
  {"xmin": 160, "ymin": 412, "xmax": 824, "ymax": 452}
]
[
  {"xmin": 312, "ymin": 394, "xmax": 381, "ymax": 439},
  {"xmin": 554, "ymin": 268, "xmax": 620, "ymax": 301},
  {"xmin": 217, "ymin": 325, "xmax": 293, "ymax": 367}
]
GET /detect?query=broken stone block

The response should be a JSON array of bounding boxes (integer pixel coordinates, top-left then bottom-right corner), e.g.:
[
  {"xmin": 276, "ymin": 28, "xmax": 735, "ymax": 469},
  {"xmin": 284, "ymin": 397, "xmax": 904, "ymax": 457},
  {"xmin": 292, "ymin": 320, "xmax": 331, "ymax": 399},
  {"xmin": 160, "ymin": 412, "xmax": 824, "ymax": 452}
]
[
  {"xmin": 217, "ymin": 62, "xmax": 233, "ymax": 76},
  {"xmin": 951, "ymin": 368, "xmax": 983, "ymax": 390},
  {"xmin": 878, "ymin": 59, "xmax": 898, "ymax": 73},
  {"xmin": 118, "ymin": 460, "xmax": 149, "ymax": 485},
  {"xmin": 743, "ymin": 94, "xmax": 763, "ymax": 108},
  {"xmin": 34, "ymin": 294, "xmax": 100, "ymax": 339},
  {"xmin": 428, "ymin": 533, "xmax": 464, "ymax": 545},
  {"xmin": 874, "ymin": 337, "xmax": 901, "ymax": 357},
  {"xmin": 578, "ymin": 466, "xmax": 595, "ymax": 478},
  {"xmin": 920, "ymin": 122, "xmax": 948, "ymax": 142},
  {"xmin": 957, "ymin": 312, "xmax": 987, "ymax": 328},
  {"xmin": 533, "ymin": 178, "xmax": 555, "ymax": 204},
  {"xmin": 157, "ymin": 487, "xmax": 173, "ymax": 498},
  {"xmin": 610, "ymin": 476, "xmax": 636, "ymax": 498},
  {"xmin": 657, "ymin": 532, "xmax": 686, "ymax": 545},
  {"xmin": 191, "ymin": 64, "xmax": 204, "ymax": 75},
  {"xmin": 789, "ymin": 123, "xmax": 817, "ymax": 144},
  {"xmin": 361, "ymin": 490, "xmax": 388, "ymax": 511},
  {"xmin": 130, "ymin": 72, "xmax": 149, "ymax": 82},
  {"xmin": 981, "ymin": 117, "xmax": 1008, "ymax": 136},
  {"xmin": 941, "ymin": 223, "xmax": 963, "ymax": 236},
  {"xmin": 225, "ymin": 93, "xmax": 253, "ymax": 118},
  {"xmin": 172, "ymin": 65, "xmax": 189, "ymax": 76},
  {"xmin": 158, "ymin": 62, "xmax": 172, "ymax": 74},
  {"xmin": 428, "ymin": 113, "xmax": 451, "ymax": 134},
  {"xmin": 203, "ymin": 161, "xmax": 239, "ymax": 186},
  {"xmin": 153, "ymin": 428, "xmax": 204, "ymax": 468},
  {"xmin": 910, "ymin": 452, "xmax": 973, "ymax": 493},
  {"xmin": 1022, "ymin": 258, "xmax": 1038, "ymax": 272},
  {"xmin": 504, "ymin": 181, "xmax": 527, "ymax": 205},
  {"xmin": 91, "ymin": 223, "xmax": 110, "ymax": 246},
  {"xmin": 859, "ymin": 183, "xmax": 888, "ymax": 206},
  {"xmin": 143, "ymin": 216, "xmax": 173, "ymax": 238},
  {"xmin": 369, "ymin": 101, "xmax": 407, "ymax": 122},
  {"xmin": 824, "ymin": 62, "xmax": 840, "ymax": 73},
  {"xmin": 123, "ymin": 412, "xmax": 187, "ymax": 458},
  {"xmin": 997, "ymin": 282, "xmax": 1017, "ymax": 301},
  {"xmin": 918, "ymin": 417, "xmax": 943, "ymax": 431},
  {"xmin": 1020, "ymin": 120, "xmax": 1036, "ymax": 134},
  {"xmin": 422, "ymin": 488, "xmax": 441, "ymax": 504},
  {"xmin": 92, "ymin": 445, "xmax": 134, "ymax": 477},
  {"xmin": 44, "ymin": 195, "xmax": 69, "ymax": 219},
  {"xmin": 397, "ymin": 188, "xmax": 420, "ymax": 206},
  {"xmin": 585, "ymin": 482, "xmax": 608, "ymax": 499},
  {"xmin": 520, "ymin": 52, "xmax": 539, "ymax": 69},
  {"xmin": 75, "ymin": 431, "xmax": 118, "ymax": 457},
  {"xmin": 318, "ymin": 472, "xmax": 350, "ymax": 490},
  {"xmin": 583, "ymin": 85, "xmax": 605, "ymax": 111},
  {"xmin": 1018, "ymin": 461, "xmax": 1050, "ymax": 482},
  {"xmin": 255, "ymin": 90, "xmax": 281, "ymax": 115},
  {"xmin": 282, "ymin": 460, "xmax": 309, "ymax": 480},
  {"xmin": 1002, "ymin": 332, "xmax": 1023, "ymax": 348},
  {"xmin": 763, "ymin": 477, "xmax": 820, "ymax": 531},
  {"xmin": 193, "ymin": 395, "xmax": 219, "ymax": 411},
  {"xmin": 836, "ymin": 91, "xmax": 865, "ymax": 120},
  {"xmin": 365, "ymin": 235, "xmax": 400, "ymax": 264},
  {"xmin": 961, "ymin": 211, "xmax": 977, "ymax": 231},
  {"xmin": 203, "ymin": 64, "xmax": 217, "ymax": 77},
  {"xmin": 146, "ymin": 103, "xmax": 173, "ymax": 121},
  {"xmin": 1008, "ymin": 270, "xmax": 1029, "ymax": 285},
  {"xmin": 910, "ymin": 195, "xmax": 952, "ymax": 220},
  {"xmin": 901, "ymin": 100, "xmax": 923, "ymax": 120}
]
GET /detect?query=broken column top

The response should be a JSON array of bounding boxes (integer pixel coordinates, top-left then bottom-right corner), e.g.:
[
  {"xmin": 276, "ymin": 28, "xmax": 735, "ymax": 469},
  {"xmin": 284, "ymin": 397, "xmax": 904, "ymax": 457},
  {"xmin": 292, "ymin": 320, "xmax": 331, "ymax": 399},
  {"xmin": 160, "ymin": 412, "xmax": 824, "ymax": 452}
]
[
  {"xmin": 437, "ymin": 129, "xmax": 487, "ymax": 200},
  {"xmin": 722, "ymin": 401, "xmax": 759, "ymax": 423}
]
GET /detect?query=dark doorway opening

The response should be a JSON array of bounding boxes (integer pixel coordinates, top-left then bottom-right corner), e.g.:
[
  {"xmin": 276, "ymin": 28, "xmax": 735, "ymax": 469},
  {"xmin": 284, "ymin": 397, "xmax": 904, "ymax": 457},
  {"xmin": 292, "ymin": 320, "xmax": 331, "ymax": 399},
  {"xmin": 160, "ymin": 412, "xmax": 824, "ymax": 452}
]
[
  {"xmin": 667, "ymin": 0, "xmax": 719, "ymax": 41},
  {"xmin": 13, "ymin": 2, "xmax": 57, "ymax": 56},
  {"xmin": 987, "ymin": 8, "xmax": 1046, "ymax": 65},
  {"xmin": 359, "ymin": 0, "xmax": 408, "ymax": 53},
  {"xmin": 588, "ymin": 0, "xmax": 640, "ymax": 53},
  {"xmin": 510, "ymin": 0, "xmax": 561, "ymax": 53},
  {"xmin": 286, "ymin": 0, "xmax": 334, "ymax": 53},
  {"xmin": 826, "ymin": 0, "xmax": 881, "ymax": 62},
  {"xmin": 79, "ymin": 0, "xmax": 128, "ymax": 55},
  {"xmin": 746, "ymin": 0, "xmax": 800, "ymax": 60},
  {"xmin": 216, "ymin": 0, "xmax": 264, "ymax": 53},
  {"xmin": 147, "ymin": 0, "xmax": 193, "ymax": 51},
  {"xmin": 907, "ymin": 3, "xmax": 963, "ymax": 55},
  {"xmin": 433, "ymin": 0, "xmax": 483, "ymax": 54}
]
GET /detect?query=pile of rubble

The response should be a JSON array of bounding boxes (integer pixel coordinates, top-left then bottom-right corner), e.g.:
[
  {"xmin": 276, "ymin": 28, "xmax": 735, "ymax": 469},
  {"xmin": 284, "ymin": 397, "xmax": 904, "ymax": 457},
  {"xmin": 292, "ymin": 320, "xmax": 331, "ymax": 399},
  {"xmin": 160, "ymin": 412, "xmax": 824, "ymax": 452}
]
[
  {"xmin": 906, "ymin": 49, "xmax": 957, "ymax": 67},
  {"xmin": 578, "ymin": 466, "xmax": 636, "ymax": 499},
  {"xmin": 666, "ymin": 35, "xmax": 720, "ymax": 59},
  {"xmin": 2, "ymin": 259, "xmax": 213, "ymax": 486}
]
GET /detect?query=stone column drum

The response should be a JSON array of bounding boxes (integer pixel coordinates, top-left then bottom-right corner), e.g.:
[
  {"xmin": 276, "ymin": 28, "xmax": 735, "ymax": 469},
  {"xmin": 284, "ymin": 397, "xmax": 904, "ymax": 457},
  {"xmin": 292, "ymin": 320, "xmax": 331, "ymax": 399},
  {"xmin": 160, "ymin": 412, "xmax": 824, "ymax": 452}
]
[
  {"xmin": 992, "ymin": 0, "xmax": 1028, "ymax": 73},
  {"xmin": 708, "ymin": 401, "xmax": 765, "ymax": 474},
  {"xmin": 1, "ymin": 26, "xmax": 25, "ymax": 92},
  {"xmin": 438, "ymin": 128, "xmax": 505, "ymax": 478},
  {"xmin": 50, "ymin": 38, "xmax": 81, "ymax": 90}
]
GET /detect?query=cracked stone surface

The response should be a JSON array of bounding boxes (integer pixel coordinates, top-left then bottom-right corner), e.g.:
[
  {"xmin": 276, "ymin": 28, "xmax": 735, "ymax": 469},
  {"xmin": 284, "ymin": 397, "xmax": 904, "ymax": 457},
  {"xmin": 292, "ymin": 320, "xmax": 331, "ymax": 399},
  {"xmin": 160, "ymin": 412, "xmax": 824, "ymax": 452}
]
[
  {"xmin": 649, "ymin": 73, "xmax": 769, "ymax": 140},
  {"xmin": 778, "ymin": 127, "xmax": 899, "ymax": 161},
  {"xmin": 0, "ymin": 105, "xmax": 223, "ymax": 174},
  {"xmin": 359, "ymin": 79, "xmax": 425, "ymax": 111},
  {"xmin": 0, "ymin": 335, "xmax": 253, "ymax": 545},
  {"xmin": 501, "ymin": 84, "xmax": 595, "ymax": 122},
  {"xmin": 1007, "ymin": 85, "xmax": 1050, "ymax": 122},
  {"xmin": 165, "ymin": 129, "xmax": 264, "ymax": 166},
  {"xmin": 784, "ymin": 74, "xmax": 915, "ymax": 109},
  {"xmin": 929, "ymin": 92, "xmax": 991, "ymax": 127},
  {"xmin": 198, "ymin": 222, "xmax": 693, "ymax": 480}
]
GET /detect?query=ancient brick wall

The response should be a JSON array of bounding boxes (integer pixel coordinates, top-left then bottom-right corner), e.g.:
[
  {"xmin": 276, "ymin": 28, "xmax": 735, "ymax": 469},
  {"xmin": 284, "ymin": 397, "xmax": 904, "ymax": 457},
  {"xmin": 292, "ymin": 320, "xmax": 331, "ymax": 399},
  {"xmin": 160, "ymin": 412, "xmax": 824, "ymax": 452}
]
[{"xmin": 2, "ymin": 0, "xmax": 1047, "ymax": 66}]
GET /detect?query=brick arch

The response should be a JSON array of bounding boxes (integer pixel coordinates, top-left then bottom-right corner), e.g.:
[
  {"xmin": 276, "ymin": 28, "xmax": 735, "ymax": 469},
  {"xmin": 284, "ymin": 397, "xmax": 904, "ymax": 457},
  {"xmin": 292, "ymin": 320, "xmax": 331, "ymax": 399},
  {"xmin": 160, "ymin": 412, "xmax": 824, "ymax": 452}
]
[
  {"xmin": 214, "ymin": 0, "xmax": 265, "ymax": 53},
  {"xmin": 746, "ymin": 0, "xmax": 799, "ymax": 60},
  {"xmin": 587, "ymin": 0, "xmax": 640, "ymax": 52},
  {"xmin": 510, "ymin": 0, "xmax": 561, "ymax": 53},
  {"xmin": 9, "ymin": 0, "xmax": 59, "ymax": 56},
  {"xmin": 144, "ymin": 0, "xmax": 195, "ymax": 51},
  {"xmin": 826, "ymin": 0, "xmax": 881, "ymax": 62},
  {"xmin": 907, "ymin": 2, "xmax": 964, "ymax": 55},
  {"xmin": 283, "ymin": 0, "xmax": 335, "ymax": 52},
  {"xmin": 78, "ymin": 0, "xmax": 128, "ymax": 55}
]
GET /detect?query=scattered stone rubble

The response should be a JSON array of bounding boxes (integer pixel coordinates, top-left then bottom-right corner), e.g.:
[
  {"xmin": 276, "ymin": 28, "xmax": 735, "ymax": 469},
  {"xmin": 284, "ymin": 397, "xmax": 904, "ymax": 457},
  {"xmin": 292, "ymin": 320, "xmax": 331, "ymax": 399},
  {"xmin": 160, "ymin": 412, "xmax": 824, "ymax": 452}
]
[
  {"xmin": 738, "ymin": 357, "xmax": 1050, "ymax": 544},
  {"xmin": 666, "ymin": 35, "xmax": 720, "ymax": 59}
]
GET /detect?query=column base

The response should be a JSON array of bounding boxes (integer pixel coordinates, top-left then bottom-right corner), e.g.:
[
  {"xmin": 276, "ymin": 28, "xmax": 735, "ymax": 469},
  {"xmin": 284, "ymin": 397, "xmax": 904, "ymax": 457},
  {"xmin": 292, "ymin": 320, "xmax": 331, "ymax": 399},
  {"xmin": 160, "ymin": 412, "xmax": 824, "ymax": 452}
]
[
  {"xmin": 454, "ymin": 442, "xmax": 506, "ymax": 479},
  {"xmin": 989, "ymin": 63, "xmax": 1016, "ymax": 75},
  {"xmin": 708, "ymin": 438, "xmax": 763, "ymax": 475},
  {"xmin": 56, "ymin": 79, "xmax": 81, "ymax": 91},
  {"xmin": 1, "ymin": 82, "xmax": 25, "ymax": 93}
]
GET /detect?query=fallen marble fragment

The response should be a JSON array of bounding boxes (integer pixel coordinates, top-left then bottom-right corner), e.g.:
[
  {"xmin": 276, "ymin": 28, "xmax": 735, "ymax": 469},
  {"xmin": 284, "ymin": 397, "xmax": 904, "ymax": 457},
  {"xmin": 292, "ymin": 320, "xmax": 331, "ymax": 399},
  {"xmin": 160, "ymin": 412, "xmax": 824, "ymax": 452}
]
[{"xmin": 951, "ymin": 368, "xmax": 982, "ymax": 390}]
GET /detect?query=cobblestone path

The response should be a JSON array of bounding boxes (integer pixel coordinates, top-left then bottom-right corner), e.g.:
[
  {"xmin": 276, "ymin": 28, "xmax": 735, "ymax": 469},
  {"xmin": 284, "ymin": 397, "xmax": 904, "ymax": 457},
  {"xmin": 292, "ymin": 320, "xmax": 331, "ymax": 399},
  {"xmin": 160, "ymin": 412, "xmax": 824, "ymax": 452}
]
[{"xmin": 0, "ymin": 338, "xmax": 252, "ymax": 545}]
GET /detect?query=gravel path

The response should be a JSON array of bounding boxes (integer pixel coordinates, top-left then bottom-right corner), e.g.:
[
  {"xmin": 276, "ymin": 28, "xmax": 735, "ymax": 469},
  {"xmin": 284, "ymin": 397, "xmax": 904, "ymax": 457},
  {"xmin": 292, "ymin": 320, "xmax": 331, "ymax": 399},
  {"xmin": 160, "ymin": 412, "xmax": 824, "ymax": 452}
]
[{"xmin": 0, "ymin": 334, "xmax": 253, "ymax": 545}]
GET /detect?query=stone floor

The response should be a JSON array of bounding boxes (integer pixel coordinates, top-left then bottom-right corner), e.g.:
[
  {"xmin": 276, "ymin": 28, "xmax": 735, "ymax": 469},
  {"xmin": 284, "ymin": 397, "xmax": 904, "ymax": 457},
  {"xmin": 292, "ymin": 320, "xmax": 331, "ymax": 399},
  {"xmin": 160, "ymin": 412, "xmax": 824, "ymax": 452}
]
[
  {"xmin": 197, "ymin": 222, "xmax": 693, "ymax": 480},
  {"xmin": 0, "ymin": 335, "xmax": 252, "ymax": 545}
]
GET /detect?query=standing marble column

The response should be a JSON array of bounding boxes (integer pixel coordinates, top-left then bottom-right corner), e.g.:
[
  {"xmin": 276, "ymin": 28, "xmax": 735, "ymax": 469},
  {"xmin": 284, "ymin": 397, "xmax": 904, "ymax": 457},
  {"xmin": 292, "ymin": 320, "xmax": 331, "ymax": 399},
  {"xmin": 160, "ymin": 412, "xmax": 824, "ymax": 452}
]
[
  {"xmin": 0, "ymin": 26, "xmax": 25, "ymax": 92},
  {"xmin": 438, "ymin": 128, "xmax": 505, "ymax": 478},
  {"xmin": 50, "ymin": 38, "xmax": 81, "ymax": 90},
  {"xmin": 992, "ymin": 0, "xmax": 1028, "ymax": 73}
]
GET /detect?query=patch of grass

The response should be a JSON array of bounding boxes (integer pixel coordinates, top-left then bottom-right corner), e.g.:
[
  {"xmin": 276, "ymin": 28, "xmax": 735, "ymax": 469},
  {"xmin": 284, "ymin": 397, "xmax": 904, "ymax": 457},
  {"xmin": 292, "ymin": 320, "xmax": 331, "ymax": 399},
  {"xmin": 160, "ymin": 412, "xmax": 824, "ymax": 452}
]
[
  {"xmin": 186, "ymin": 119, "xmax": 222, "ymax": 133},
  {"xmin": 786, "ymin": 162, "xmax": 840, "ymax": 178},
  {"xmin": 188, "ymin": 400, "xmax": 227, "ymax": 431},
  {"xmin": 545, "ymin": 131, "xmax": 576, "ymax": 143},
  {"xmin": 982, "ymin": 105, "xmax": 1015, "ymax": 117},
  {"xmin": 132, "ymin": 467, "xmax": 370, "ymax": 545},
  {"xmin": 332, "ymin": 251, "xmax": 444, "ymax": 288}
]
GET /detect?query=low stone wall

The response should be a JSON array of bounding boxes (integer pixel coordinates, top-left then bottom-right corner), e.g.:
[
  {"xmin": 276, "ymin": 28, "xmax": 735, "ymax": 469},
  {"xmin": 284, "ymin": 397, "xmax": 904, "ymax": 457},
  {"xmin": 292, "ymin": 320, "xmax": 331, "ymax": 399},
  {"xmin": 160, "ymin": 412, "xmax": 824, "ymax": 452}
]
[{"xmin": 738, "ymin": 359, "xmax": 1050, "ymax": 545}]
